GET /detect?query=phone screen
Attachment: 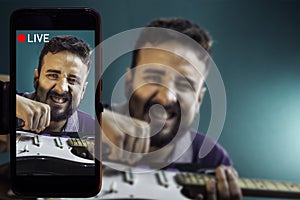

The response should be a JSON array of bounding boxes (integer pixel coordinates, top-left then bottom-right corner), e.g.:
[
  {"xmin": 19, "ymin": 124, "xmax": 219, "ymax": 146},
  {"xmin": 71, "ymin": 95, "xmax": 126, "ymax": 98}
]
[
  {"xmin": 10, "ymin": 9, "xmax": 101, "ymax": 196},
  {"xmin": 15, "ymin": 30, "xmax": 96, "ymax": 176}
]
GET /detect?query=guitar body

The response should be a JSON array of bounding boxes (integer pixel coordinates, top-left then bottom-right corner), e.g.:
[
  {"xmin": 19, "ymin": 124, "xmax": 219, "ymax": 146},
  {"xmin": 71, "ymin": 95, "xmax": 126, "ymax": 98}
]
[
  {"xmin": 97, "ymin": 167, "xmax": 189, "ymax": 200},
  {"xmin": 5, "ymin": 131, "xmax": 300, "ymax": 199},
  {"xmin": 16, "ymin": 131, "xmax": 94, "ymax": 175}
]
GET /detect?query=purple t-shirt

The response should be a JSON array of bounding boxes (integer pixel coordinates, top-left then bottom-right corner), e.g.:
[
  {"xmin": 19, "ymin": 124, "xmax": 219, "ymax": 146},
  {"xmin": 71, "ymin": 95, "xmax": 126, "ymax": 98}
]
[
  {"xmin": 167, "ymin": 129, "xmax": 232, "ymax": 168},
  {"xmin": 191, "ymin": 131, "xmax": 232, "ymax": 167}
]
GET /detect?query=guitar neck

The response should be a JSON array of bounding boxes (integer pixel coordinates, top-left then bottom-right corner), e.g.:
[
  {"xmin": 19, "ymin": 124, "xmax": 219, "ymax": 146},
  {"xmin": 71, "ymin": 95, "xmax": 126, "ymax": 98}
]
[{"xmin": 175, "ymin": 173, "xmax": 300, "ymax": 199}]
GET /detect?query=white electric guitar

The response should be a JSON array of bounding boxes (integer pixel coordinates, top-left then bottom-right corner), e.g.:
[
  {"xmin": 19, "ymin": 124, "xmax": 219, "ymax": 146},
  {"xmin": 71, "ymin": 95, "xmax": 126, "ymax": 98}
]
[
  {"xmin": 16, "ymin": 131, "xmax": 94, "ymax": 175},
  {"xmin": 13, "ymin": 131, "xmax": 300, "ymax": 199},
  {"xmin": 44, "ymin": 165, "xmax": 300, "ymax": 200}
]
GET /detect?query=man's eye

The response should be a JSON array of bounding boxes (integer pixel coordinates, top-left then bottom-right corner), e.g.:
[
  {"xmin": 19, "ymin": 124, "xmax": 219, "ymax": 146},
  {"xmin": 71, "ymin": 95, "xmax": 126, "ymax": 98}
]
[
  {"xmin": 176, "ymin": 82, "xmax": 194, "ymax": 91},
  {"xmin": 143, "ymin": 75, "xmax": 162, "ymax": 83},
  {"xmin": 46, "ymin": 74, "xmax": 59, "ymax": 80},
  {"xmin": 67, "ymin": 78, "xmax": 77, "ymax": 85}
]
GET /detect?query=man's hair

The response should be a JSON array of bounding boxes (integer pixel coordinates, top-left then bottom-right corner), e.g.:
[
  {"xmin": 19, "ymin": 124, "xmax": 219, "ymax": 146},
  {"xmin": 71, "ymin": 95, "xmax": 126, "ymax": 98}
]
[
  {"xmin": 131, "ymin": 18, "xmax": 212, "ymax": 69},
  {"xmin": 38, "ymin": 35, "xmax": 91, "ymax": 74}
]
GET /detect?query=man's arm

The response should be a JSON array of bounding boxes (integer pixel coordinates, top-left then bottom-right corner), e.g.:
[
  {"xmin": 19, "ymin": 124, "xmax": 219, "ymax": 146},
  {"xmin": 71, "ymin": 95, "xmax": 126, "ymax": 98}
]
[{"xmin": 16, "ymin": 94, "xmax": 50, "ymax": 133}]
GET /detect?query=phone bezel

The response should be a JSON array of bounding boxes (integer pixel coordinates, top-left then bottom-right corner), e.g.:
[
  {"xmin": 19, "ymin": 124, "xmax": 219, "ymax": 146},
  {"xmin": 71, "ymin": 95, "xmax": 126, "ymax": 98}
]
[{"xmin": 10, "ymin": 8, "xmax": 101, "ymax": 197}]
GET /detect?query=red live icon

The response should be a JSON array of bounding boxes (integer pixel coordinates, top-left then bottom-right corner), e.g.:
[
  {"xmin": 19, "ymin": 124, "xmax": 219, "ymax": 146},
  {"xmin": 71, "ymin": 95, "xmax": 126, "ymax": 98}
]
[{"xmin": 17, "ymin": 34, "xmax": 26, "ymax": 42}]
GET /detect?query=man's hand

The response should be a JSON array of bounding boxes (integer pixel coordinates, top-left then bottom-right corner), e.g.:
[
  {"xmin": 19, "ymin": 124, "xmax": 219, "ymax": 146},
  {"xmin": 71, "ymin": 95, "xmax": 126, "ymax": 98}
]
[
  {"xmin": 102, "ymin": 109, "xmax": 150, "ymax": 164},
  {"xmin": 196, "ymin": 165, "xmax": 242, "ymax": 200},
  {"xmin": 16, "ymin": 94, "xmax": 51, "ymax": 133}
]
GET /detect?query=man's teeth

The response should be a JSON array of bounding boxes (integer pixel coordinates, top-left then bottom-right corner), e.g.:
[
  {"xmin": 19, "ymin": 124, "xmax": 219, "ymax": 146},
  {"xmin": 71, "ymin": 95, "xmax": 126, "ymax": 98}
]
[
  {"xmin": 149, "ymin": 105, "xmax": 175, "ymax": 120},
  {"xmin": 51, "ymin": 96, "xmax": 67, "ymax": 103},
  {"xmin": 154, "ymin": 112, "xmax": 167, "ymax": 119},
  {"xmin": 150, "ymin": 109, "xmax": 171, "ymax": 120}
]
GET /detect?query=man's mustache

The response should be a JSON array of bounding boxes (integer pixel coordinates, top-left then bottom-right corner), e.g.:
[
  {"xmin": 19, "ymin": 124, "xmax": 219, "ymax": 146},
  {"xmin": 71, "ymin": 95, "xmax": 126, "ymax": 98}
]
[
  {"xmin": 46, "ymin": 90, "xmax": 72, "ymax": 101},
  {"xmin": 143, "ymin": 95, "xmax": 181, "ymax": 118}
]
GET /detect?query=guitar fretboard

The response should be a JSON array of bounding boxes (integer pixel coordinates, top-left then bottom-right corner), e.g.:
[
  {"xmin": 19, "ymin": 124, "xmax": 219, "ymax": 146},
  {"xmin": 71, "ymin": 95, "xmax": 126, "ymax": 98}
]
[
  {"xmin": 175, "ymin": 173, "xmax": 300, "ymax": 199},
  {"xmin": 67, "ymin": 138, "xmax": 89, "ymax": 148}
]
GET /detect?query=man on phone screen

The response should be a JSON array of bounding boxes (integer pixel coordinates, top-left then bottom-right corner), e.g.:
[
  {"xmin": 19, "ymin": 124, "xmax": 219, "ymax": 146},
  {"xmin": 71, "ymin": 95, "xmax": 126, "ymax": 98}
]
[{"xmin": 16, "ymin": 35, "xmax": 94, "ymax": 134}]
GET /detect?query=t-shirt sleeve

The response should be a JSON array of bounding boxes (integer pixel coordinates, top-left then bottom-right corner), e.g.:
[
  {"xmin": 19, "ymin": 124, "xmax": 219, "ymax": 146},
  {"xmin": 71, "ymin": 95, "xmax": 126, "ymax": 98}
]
[{"xmin": 192, "ymin": 133, "xmax": 233, "ymax": 168}]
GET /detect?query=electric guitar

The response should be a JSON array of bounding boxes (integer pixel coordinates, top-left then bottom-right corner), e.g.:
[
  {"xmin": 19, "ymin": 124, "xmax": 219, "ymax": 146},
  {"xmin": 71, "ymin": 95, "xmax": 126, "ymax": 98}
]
[
  {"xmin": 2, "ymin": 131, "xmax": 300, "ymax": 199},
  {"xmin": 175, "ymin": 172, "xmax": 300, "ymax": 199},
  {"xmin": 16, "ymin": 131, "xmax": 95, "ymax": 175},
  {"xmin": 36, "ymin": 164, "xmax": 300, "ymax": 200}
]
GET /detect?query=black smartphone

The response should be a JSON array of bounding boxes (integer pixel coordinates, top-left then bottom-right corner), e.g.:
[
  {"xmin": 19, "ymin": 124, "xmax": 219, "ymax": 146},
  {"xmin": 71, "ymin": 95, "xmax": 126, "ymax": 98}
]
[{"xmin": 10, "ymin": 8, "xmax": 102, "ymax": 197}]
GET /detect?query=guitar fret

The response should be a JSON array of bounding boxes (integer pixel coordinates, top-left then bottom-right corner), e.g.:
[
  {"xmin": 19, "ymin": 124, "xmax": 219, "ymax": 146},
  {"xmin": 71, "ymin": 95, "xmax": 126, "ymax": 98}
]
[
  {"xmin": 82, "ymin": 140, "xmax": 88, "ymax": 147},
  {"xmin": 253, "ymin": 179, "xmax": 267, "ymax": 190},
  {"xmin": 174, "ymin": 172, "xmax": 300, "ymax": 198},
  {"xmin": 296, "ymin": 183, "xmax": 300, "ymax": 191},
  {"xmin": 243, "ymin": 178, "xmax": 258, "ymax": 189},
  {"xmin": 284, "ymin": 182, "xmax": 300, "ymax": 192},
  {"xmin": 184, "ymin": 173, "xmax": 192, "ymax": 185},
  {"xmin": 176, "ymin": 173, "xmax": 185, "ymax": 184},
  {"xmin": 263, "ymin": 181, "xmax": 278, "ymax": 191},
  {"xmin": 188, "ymin": 173, "xmax": 199, "ymax": 185},
  {"xmin": 238, "ymin": 179, "xmax": 247, "ymax": 189},
  {"xmin": 78, "ymin": 139, "xmax": 84, "ymax": 147},
  {"xmin": 273, "ymin": 181, "xmax": 290, "ymax": 192},
  {"xmin": 196, "ymin": 174, "xmax": 205, "ymax": 185}
]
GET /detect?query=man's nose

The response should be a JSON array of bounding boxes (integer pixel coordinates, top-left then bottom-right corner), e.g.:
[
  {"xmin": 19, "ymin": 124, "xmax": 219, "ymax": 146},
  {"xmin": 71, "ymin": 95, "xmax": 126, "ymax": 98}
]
[
  {"xmin": 155, "ymin": 86, "xmax": 177, "ymax": 106},
  {"xmin": 55, "ymin": 78, "xmax": 69, "ymax": 93}
]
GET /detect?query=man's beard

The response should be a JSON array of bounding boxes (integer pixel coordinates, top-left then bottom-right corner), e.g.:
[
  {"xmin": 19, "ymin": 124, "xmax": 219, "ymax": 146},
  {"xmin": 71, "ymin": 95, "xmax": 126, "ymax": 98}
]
[
  {"xmin": 129, "ymin": 93, "xmax": 182, "ymax": 149},
  {"xmin": 149, "ymin": 119, "xmax": 181, "ymax": 149},
  {"xmin": 48, "ymin": 91, "xmax": 73, "ymax": 122},
  {"xmin": 35, "ymin": 84, "xmax": 74, "ymax": 122}
]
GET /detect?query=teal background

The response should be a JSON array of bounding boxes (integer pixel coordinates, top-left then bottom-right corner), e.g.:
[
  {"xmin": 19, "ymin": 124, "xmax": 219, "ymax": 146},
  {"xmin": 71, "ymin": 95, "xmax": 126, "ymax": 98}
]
[
  {"xmin": 16, "ymin": 30, "xmax": 95, "ymax": 116},
  {"xmin": 1, "ymin": 1, "xmax": 300, "ymax": 199}
]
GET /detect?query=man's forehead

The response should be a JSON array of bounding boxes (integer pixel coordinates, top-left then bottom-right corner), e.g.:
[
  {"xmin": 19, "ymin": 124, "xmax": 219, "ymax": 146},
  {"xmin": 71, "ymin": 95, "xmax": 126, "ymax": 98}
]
[
  {"xmin": 42, "ymin": 52, "xmax": 88, "ymax": 72},
  {"xmin": 136, "ymin": 42, "xmax": 207, "ymax": 77}
]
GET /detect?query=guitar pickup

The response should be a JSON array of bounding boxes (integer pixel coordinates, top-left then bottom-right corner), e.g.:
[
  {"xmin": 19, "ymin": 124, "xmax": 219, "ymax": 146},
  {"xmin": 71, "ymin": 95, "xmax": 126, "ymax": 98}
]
[
  {"xmin": 156, "ymin": 170, "xmax": 169, "ymax": 188},
  {"xmin": 124, "ymin": 168, "xmax": 135, "ymax": 185},
  {"xmin": 55, "ymin": 137, "xmax": 63, "ymax": 149},
  {"xmin": 33, "ymin": 135, "xmax": 41, "ymax": 147}
]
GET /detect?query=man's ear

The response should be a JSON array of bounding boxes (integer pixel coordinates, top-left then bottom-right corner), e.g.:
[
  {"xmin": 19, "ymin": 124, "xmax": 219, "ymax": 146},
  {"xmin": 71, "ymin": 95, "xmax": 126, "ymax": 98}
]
[
  {"xmin": 195, "ymin": 86, "xmax": 207, "ymax": 112},
  {"xmin": 33, "ymin": 69, "xmax": 39, "ymax": 89},
  {"xmin": 125, "ymin": 68, "xmax": 133, "ymax": 99},
  {"xmin": 81, "ymin": 82, "xmax": 88, "ymax": 100}
]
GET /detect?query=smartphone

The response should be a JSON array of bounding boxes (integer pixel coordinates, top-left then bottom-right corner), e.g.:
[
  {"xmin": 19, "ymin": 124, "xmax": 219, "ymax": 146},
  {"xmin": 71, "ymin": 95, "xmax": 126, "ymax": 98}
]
[{"xmin": 10, "ymin": 8, "xmax": 101, "ymax": 197}]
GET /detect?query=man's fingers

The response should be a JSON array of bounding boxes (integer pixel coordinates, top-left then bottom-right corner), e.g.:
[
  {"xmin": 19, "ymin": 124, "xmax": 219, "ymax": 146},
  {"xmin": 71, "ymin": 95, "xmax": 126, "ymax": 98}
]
[
  {"xmin": 101, "ymin": 109, "xmax": 151, "ymax": 164},
  {"xmin": 36, "ymin": 104, "xmax": 51, "ymax": 132},
  {"xmin": 227, "ymin": 168, "xmax": 242, "ymax": 200},
  {"xmin": 22, "ymin": 117, "xmax": 31, "ymax": 131},
  {"xmin": 123, "ymin": 135, "xmax": 136, "ymax": 161},
  {"xmin": 216, "ymin": 165, "xmax": 230, "ymax": 199},
  {"xmin": 104, "ymin": 132, "xmax": 124, "ymax": 161},
  {"xmin": 31, "ymin": 111, "xmax": 40, "ymax": 132},
  {"xmin": 213, "ymin": 166, "xmax": 242, "ymax": 200},
  {"xmin": 132, "ymin": 138, "xmax": 144, "ymax": 153},
  {"xmin": 16, "ymin": 95, "xmax": 51, "ymax": 132},
  {"xmin": 206, "ymin": 178, "xmax": 217, "ymax": 200},
  {"xmin": 45, "ymin": 105, "xmax": 51, "ymax": 128},
  {"xmin": 141, "ymin": 126, "xmax": 150, "ymax": 153},
  {"xmin": 124, "ymin": 135, "xmax": 136, "ymax": 152}
]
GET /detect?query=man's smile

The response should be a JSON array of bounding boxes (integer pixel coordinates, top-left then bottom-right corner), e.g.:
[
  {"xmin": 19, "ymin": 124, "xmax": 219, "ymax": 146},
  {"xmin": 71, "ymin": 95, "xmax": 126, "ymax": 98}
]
[{"xmin": 50, "ymin": 95, "xmax": 69, "ymax": 104}]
